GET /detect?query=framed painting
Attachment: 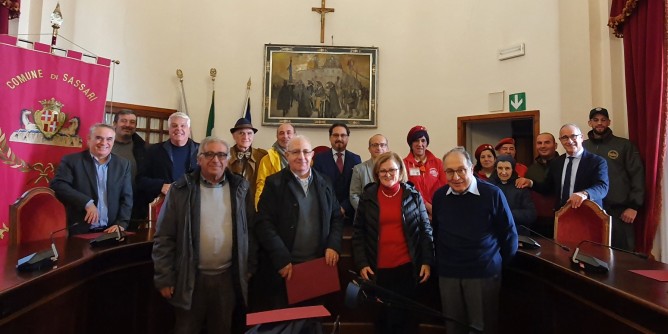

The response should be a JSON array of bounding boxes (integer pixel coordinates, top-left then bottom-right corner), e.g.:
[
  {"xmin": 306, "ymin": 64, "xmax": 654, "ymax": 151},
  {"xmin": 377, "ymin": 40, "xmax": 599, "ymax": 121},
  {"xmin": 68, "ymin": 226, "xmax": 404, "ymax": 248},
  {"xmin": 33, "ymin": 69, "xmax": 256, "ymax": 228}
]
[{"xmin": 262, "ymin": 44, "xmax": 378, "ymax": 128}]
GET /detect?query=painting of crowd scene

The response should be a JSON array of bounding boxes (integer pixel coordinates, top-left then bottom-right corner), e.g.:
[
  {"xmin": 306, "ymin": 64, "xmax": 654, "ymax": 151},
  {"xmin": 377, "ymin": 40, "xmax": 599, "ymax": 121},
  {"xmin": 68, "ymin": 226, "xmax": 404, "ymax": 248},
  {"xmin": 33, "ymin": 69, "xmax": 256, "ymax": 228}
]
[{"xmin": 262, "ymin": 44, "xmax": 378, "ymax": 127}]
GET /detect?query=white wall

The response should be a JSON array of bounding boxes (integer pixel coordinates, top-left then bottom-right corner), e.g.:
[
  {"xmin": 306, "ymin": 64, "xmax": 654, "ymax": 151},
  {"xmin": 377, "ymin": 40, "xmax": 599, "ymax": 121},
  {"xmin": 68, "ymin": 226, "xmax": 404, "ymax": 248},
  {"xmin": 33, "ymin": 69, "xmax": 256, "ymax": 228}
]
[{"xmin": 16, "ymin": 0, "xmax": 625, "ymax": 157}]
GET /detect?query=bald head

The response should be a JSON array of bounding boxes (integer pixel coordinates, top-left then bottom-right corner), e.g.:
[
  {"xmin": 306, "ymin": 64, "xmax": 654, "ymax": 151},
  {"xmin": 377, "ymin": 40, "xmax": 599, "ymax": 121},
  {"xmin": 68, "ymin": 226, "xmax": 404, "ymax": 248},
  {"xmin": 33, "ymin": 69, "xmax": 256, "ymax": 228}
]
[{"xmin": 276, "ymin": 123, "xmax": 296, "ymax": 149}]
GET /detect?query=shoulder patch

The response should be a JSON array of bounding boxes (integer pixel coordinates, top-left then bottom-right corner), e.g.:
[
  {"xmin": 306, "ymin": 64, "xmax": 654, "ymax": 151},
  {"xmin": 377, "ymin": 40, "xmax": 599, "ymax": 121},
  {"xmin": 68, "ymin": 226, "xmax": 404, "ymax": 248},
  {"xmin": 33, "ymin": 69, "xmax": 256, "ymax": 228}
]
[{"xmin": 607, "ymin": 150, "xmax": 619, "ymax": 160}]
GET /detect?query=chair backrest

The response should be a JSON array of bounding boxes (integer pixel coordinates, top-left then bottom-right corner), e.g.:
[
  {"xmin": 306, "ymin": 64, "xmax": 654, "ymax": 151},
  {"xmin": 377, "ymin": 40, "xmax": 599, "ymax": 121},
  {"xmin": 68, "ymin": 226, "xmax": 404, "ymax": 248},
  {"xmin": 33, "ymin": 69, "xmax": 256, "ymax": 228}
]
[
  {"xmin": 148, "ymin": 195, "xmax": 165, "ymax": 228},
  {"xmin": 313, "ymin": 145, "xmax": 330, "ymax": 155},
  {"xmin": 9, "ymin": 187, "xmax": 66, "ymax": 245},
  {"xmin": 554, "ymin": 199, "xmax": 612, "ymax": 246}
]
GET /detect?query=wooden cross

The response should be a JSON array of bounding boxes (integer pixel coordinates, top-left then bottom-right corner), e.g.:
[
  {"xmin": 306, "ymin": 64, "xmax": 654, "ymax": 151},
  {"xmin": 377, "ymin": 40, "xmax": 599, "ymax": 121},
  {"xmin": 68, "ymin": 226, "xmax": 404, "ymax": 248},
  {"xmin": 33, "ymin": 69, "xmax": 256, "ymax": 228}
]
[{"xmin": 312, "ymin": 0, "xmax": 334, "ymax": 44}]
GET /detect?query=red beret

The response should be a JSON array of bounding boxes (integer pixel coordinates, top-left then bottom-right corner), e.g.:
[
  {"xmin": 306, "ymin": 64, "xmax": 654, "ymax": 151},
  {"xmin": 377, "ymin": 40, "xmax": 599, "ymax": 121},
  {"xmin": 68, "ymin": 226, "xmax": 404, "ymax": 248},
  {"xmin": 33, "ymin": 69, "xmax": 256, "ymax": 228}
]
[
  {"xmin": 494, "ymin": 137, "xmax": 515, "ymax": 151},
  {"xmin": 474, "ymin": 144, "xmax": 494, "ymax": 160},
  {"xmin": 406, "ymin": 125, "xmax": 429, "ymax": 146}
]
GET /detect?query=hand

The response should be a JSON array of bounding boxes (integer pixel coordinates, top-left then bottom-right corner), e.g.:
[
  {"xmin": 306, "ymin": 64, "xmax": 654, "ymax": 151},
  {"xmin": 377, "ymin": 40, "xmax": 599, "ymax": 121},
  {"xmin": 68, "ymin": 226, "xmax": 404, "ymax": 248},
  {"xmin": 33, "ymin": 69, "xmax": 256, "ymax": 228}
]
[
  {"xmin": 84, "ymin": 203, "xmax": 99, "ymax": 224},
  {"xmin": 620, "ymin": 208, "xmax": 638, "ymax": 224},
  {"xmin": 159, "ymin": 286, "xmax": 174, "ymax": 299},
  {"xmin": 515, "ymin": 178, "xmax": 532, "ymax": 189},
  {"xmin": 104, "ymin": 225, "xmax": 124, "ymax": 233},
  {"xmin": 567, "ymin": 192, "xmax": 587, "ymax": 208},
  {"xmin": 340, "ymin": 207, "xmax": 346, "ymax": 218},
  {"xmin": 325, "ymin": 248, "xmax": 339, "ymax": 266},
  {"xmin": 279, "ymin": 263, "xmax": 293, "ymax": 280},
  {"xmin": 419, "ymin": 265, "xmax": 431, "ymax": 284},
  {"xmin": 425, "ymin": 202, "xmax": 432, "ymax": 216},
  {"xmin": 161, "ymin": 184, "xmax": 171, "ymax": 195},
  {"xmin": 360, "ymin": 266, "xmax": 375, "ymax": 280}
]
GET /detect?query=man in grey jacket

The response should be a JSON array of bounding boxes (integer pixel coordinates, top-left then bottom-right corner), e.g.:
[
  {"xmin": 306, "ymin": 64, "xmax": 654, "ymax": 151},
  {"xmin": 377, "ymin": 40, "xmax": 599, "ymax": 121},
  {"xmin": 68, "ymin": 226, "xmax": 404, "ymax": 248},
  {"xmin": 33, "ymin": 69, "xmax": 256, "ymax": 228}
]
[
  {"xmin": 584, "ymin": 107, "xmax": 645, "ymax": 251},
  {"xmin": 349, "ymin": 134, "xmax": 389, "ymax": 210},
  {"xmin": 152, "ymin": 136, "xmax": 254, "ymax": 334}
]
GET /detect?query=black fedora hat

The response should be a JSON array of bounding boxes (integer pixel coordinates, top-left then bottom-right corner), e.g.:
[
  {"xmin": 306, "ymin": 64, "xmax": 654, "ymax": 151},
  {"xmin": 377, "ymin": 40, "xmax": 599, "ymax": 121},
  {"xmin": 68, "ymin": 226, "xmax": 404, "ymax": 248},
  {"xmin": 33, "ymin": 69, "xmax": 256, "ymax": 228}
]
[{"xmin": 230, "ymin": 118, "xmax": 258, "ymax": 134}]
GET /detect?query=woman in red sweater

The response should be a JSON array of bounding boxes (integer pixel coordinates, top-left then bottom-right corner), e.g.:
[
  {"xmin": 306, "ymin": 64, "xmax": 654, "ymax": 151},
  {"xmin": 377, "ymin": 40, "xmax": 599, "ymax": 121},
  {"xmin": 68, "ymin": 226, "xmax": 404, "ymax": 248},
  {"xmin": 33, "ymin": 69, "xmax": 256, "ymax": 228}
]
[{"xmin": 352, "ymin": 152, "xmax": 434, "ymax": 334}]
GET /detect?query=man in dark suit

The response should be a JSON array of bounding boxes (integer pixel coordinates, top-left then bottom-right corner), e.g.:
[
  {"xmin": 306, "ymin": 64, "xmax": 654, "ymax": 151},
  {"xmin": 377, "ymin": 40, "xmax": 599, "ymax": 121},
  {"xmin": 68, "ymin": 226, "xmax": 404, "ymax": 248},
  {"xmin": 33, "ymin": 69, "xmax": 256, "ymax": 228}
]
[
  {"xmin": 254, "ymin": 135, "xmax": 344, "ymax": 310},
  {"xmin": 312, "ymin": 123, "xmax": 361, "ymax": 224},
  {"xmin": 518, "ymin": 124, "xmax": 609, "ymax": 210},
  {"xmin": 51, "ymin": 123, "xmax": 132, "ymax": 235},
  {"xmin": 136, "ymin": 112, "xmax": 199, "ymax": 210}
]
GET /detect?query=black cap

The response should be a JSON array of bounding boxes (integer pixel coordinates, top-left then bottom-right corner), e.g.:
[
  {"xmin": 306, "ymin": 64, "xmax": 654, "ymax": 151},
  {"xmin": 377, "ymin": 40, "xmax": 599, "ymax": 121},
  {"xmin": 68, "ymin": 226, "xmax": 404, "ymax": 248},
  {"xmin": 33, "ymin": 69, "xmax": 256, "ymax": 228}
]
[
  {"xmin": 230, "ymin": 118, "xmax": 258, "ymax": 134},
  {"xmin": 589, "ymin": 107, "xmax": 609, "ymax": 120}
]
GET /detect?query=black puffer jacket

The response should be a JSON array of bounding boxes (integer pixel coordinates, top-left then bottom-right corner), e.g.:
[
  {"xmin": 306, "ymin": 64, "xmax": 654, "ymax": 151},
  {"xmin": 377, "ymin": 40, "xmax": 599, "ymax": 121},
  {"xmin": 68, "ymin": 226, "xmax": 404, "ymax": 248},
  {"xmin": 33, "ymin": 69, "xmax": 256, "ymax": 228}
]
[{"xmin": 352, "ymin": 182, "xmax": 434, "ymax": 282}]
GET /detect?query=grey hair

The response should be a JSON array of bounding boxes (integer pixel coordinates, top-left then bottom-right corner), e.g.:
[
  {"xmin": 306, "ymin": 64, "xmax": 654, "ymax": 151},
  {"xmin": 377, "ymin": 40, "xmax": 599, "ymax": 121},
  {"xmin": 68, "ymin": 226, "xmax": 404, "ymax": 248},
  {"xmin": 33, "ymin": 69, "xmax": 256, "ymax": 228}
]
[
  {"xmin": 198, "ymin": 136, "xmax": 230, "ymax": 160},
  {"xmin": 442, "ymin": 146, "xmax": 473, "ymax": 167},
  {"xmin": 168, "ymin": 111, "xmax": 191, "ymax": 127},
  {"xmin": 287, "ymin": 134, "xmax": 312, "ymax": 151},
  {"xmin": 88, "ymin": 123, "xmax": 115, "ymax": 137},
  {"xmin": 559, "ymin": 123, "xmax": 582, "ymax": 134}
]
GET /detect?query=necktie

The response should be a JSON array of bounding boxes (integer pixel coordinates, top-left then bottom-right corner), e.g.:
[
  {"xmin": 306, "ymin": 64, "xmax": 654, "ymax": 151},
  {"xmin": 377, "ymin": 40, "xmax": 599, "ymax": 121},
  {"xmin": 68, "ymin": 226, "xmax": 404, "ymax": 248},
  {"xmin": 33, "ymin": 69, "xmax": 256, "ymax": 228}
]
[
  {"xmin": 336, "ymin": 152, "xmax": 343, "ymax": 173},
  {"xmin": 561, "ymin": 157, "xmax": 574, "ymax": 206}
]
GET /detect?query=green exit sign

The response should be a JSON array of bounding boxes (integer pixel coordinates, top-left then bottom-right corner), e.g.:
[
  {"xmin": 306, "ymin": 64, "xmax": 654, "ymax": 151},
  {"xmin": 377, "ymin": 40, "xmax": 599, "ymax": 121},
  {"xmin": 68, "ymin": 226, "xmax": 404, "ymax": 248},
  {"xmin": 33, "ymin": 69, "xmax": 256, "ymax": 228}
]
[{"xmin": 509, "ymin": 92, "xmax": 526, "ymax": 112}]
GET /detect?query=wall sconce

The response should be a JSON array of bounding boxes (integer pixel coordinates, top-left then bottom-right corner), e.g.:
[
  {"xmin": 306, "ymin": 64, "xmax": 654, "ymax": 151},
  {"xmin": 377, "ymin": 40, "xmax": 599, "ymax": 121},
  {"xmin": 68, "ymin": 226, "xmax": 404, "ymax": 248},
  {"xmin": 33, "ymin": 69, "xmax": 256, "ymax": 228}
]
[{"xmin": 498, "ymin": 43, "xmax": 525, "ymax": 61}]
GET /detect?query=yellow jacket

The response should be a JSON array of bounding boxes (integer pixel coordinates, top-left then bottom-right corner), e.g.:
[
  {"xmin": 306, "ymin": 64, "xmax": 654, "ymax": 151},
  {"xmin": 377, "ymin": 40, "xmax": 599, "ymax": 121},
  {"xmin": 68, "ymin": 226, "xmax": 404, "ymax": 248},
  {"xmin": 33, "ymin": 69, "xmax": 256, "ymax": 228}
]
[{"xmin": 255, "ymin": 148, "xmax": 282, "ymax": 208}]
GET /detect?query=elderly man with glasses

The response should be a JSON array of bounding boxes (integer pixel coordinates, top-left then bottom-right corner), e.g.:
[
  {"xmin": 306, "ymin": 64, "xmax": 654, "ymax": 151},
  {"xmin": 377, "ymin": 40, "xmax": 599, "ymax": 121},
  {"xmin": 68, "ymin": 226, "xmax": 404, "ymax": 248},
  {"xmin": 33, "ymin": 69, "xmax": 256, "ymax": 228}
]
[
  {"xmin": 152, "ymin": 136, "xmax": 254, "ymax": 334},
  {"xmin": 432, "ymin": 147, "xmax": 518, "ymax": 334},
  {"xmin": 517, "ymin": 124, "xmax": 609, "ymax": 210},
  {"xmin": 254, "ymin": 135, "xmax": 344, "ymax": 311}
]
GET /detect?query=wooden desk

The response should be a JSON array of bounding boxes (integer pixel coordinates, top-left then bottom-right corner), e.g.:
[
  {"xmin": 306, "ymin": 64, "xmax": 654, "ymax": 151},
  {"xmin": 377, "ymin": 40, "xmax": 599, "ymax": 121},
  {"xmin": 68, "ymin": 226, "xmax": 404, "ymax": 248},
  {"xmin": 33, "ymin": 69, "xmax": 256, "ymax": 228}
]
[
  {"xmin": 2, "ymin": 230, "xmax": 667, "ymax": 334},
  {"xmin": 0, "ymin": 230, "xmax": 173, "ymax": 334},
  {"xmin": 502, "ymin": 239, "xmax": 668, "ymax": 334}
]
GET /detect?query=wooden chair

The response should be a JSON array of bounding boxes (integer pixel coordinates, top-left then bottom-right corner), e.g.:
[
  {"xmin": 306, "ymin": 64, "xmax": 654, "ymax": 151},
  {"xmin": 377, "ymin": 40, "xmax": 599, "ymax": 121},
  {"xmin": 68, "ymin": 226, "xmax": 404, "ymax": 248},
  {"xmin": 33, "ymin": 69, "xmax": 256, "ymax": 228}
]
[
  {"xmin": 313, "ymin": 145, "xmax": 330, "ymax": 155},
  {"xmin": 147, "ymin": 195, "xmax": 165, "ymax": 229},
  {"xmin": 554, "ymin": 199, "xmax": 612, "ymax": 246},
  {"xmin": 9, "ymin": 187, "xmax": 66, "ymax": 245}
]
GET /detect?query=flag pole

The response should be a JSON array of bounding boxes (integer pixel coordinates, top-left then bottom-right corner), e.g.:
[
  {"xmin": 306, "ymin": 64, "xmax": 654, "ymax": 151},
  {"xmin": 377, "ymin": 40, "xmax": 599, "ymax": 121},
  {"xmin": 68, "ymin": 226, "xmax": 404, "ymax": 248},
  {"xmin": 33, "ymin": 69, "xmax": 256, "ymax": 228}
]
[
  {"xmin": 242, "ymin": 77, "xmax": 251, "ymax": 121},
  {"xmin": 206, "ymin": 68, "xmax": 217, "ymax": 136},
  {"xmin": 176, "ymin": 69, "xmax": 192, "ymax": 137}
]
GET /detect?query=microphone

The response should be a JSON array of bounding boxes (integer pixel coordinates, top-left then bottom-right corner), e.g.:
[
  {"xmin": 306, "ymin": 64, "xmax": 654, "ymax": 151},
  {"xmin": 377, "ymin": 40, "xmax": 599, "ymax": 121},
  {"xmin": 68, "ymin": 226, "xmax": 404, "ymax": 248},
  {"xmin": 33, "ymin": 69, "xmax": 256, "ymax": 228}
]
[
  {"xmin": 89, "ymin": 227, "xmax": 125, "ymax": 247},
  {"xmin": 16, "ymin": 223, "xmax": 78, "ymax": 272},
  {"xmin": 571, "ymin": 240, "xmax": 649, "ymax": 274},
  {"xmin": 518, "ymin": 225, "xmax": 570, "ymax": 251}
]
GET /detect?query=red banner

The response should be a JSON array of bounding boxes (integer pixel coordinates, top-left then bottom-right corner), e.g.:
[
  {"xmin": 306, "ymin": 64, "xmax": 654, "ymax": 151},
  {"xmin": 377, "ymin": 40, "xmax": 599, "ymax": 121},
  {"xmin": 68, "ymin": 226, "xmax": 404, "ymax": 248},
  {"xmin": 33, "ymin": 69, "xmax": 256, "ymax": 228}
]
[{"xmin": 0, "ymin": 42, "xmax": 110, "ymax": 246}]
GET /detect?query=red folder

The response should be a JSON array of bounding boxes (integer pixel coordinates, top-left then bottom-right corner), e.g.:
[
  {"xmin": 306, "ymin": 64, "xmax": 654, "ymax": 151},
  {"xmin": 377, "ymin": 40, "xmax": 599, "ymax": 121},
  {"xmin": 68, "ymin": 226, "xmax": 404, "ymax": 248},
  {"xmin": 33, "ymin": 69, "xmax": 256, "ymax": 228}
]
[
  {"xmin": 286, "ymin": 257, "xmax": 340, "ymax": 305},
  {"xmin": 630, "ymin": 270, "xmax": 668, "ymax": 282},
  {"xmin": 246, "ymin": 305, "xmax": 330, "ymax": 326}
]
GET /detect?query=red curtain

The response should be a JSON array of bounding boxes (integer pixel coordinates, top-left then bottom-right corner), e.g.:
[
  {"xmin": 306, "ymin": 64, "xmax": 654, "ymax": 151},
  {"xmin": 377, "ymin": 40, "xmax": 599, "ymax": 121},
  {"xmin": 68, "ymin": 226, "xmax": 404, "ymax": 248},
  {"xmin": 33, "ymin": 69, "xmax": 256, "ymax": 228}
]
[{"xmin": 609, "ymin": 0, "xmax": 667, "ymax": 254}]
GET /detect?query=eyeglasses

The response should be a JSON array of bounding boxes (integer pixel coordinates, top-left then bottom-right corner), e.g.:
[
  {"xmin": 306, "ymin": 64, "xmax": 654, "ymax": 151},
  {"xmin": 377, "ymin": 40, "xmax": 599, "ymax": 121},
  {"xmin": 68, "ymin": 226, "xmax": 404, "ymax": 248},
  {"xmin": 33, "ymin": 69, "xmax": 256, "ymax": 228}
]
[
  {"xmin": 287, "ymin": 149, "xmax": 314, "ymax": 155},
  {"xmin": 379, "ymin": 168, "xmax": 398, "ymax": 176},
  {"xmin": 558, "ymin": 134, "xmax": 581, "ymax": 142},
  {"xmin": 331, "ymin": 134, "xmax": 349, "ymax": 138},
  {"xmin": 369, "ymin": 143, "xmax": 388, "ymax": 148},
  {"xmin": 445, "ymin": 168, "xmax": 468, "ymax": 178},
  {"xmin": 201, "ymin": 152, "xmax": 229, "ymax": 160}
]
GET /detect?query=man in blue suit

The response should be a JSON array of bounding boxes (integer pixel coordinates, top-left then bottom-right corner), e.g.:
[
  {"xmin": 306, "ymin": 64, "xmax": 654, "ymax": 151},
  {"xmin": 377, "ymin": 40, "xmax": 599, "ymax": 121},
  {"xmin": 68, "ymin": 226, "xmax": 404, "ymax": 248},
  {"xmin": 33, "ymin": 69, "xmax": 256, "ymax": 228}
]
[
  {"xmin": 312, "ymin": 123, "xmax": 361, "ymax": 224},
  {"xmin": 51, "ymin": 123, "xmax": 132, "ymax": 235},
  {"xmin": 518, "ymin": 124, "xmax": 609, "ymax": 210}
]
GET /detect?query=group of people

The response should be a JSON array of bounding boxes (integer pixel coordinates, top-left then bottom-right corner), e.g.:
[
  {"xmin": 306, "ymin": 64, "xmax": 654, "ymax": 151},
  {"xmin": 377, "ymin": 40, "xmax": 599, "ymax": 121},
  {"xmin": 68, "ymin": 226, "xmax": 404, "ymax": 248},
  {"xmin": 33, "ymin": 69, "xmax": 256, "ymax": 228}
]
[
  {"xmin": 472, "ymin": 107, "xmax": 644, "ymax": 253},
  {"xmin": 46, "ymin": 106, "xmax": 644, "ymax": 334}
]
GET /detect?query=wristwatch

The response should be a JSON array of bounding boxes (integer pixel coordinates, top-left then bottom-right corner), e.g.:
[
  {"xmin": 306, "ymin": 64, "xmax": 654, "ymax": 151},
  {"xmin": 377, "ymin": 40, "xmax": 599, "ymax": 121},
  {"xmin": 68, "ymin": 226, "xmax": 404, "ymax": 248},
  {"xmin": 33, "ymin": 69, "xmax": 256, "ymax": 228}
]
[{"xmin": 582, "ymin": 191, "xmax": 589, "ymax": 199}]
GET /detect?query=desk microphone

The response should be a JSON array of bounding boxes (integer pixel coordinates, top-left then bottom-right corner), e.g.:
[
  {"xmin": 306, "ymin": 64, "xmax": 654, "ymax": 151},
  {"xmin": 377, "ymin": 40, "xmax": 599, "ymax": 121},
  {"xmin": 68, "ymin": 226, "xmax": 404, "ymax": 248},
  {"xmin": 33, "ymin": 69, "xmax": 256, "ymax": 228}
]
[
  {"xmin": 16, "ymin": 223, "xmax": 78, "ymax": 272},
  {"xmin": 571, "ymin": 240, "xmax": 649, "ymax": 274},
  {"xmin": 518, "ymin": 225, "xmax": 570, "ymax": 251}
]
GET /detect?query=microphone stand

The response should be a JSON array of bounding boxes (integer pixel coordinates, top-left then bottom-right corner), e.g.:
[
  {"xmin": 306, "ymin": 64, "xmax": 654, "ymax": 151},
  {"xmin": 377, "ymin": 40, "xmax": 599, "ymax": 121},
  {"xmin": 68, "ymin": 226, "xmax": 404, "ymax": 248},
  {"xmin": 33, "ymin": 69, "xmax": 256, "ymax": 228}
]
[{"xmin": 345, "ymin": 271, "xmax": 482, "ymax": 333}]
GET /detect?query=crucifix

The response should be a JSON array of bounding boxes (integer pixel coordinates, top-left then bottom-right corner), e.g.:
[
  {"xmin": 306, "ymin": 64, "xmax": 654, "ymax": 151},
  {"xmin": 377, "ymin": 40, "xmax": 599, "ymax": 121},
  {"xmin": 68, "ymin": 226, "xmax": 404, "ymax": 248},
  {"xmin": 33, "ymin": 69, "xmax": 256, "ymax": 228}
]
[{"xmin": 312, "ymin": 0, "xmax": 334, "ymax": 44}]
